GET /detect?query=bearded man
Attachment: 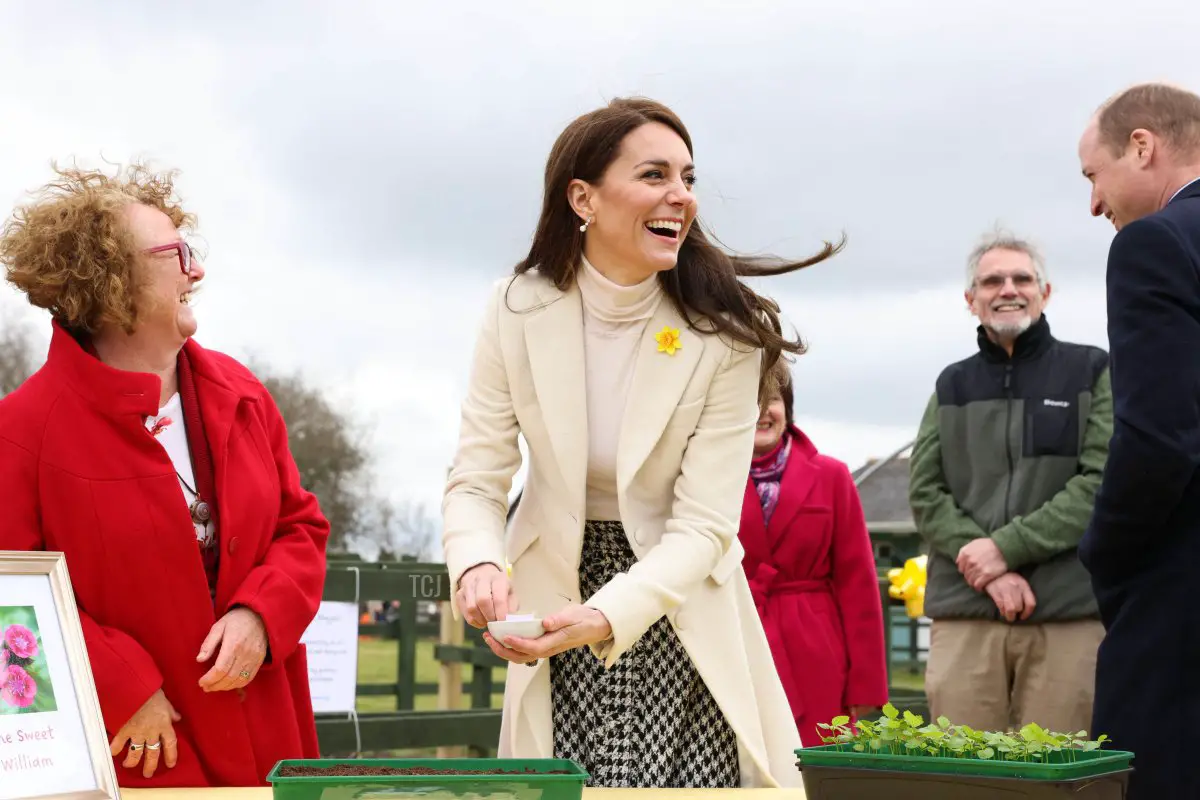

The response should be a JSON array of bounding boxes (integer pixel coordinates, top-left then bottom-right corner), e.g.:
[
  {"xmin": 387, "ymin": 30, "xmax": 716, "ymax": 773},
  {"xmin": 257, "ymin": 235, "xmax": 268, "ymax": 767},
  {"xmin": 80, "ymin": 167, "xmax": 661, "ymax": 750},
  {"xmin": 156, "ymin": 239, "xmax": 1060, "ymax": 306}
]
[{"xmin": 908, "ymin": 229, "xmax": 1111, "ymax": 736}]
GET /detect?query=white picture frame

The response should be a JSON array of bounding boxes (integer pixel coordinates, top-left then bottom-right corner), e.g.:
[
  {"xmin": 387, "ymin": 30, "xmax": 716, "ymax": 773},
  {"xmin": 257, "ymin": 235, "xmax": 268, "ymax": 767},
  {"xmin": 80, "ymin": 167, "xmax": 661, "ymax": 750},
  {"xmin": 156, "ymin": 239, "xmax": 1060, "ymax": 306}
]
[{"xmin": 0, "ymin": 551, "xmax": 120, "ymax": 800}]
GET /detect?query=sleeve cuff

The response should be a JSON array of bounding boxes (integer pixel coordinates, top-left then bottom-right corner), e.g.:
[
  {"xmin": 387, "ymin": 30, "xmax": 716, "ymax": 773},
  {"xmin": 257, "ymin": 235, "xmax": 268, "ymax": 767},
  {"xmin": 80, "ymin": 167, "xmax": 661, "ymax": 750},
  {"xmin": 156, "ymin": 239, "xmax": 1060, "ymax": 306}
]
[
  {"xmin": 989, "ymin": 525, "xmax": 1027, "ymax": 571},
  {"xmin": 583, "ymin": 577, "xmax": 662, "ymax": 669}
]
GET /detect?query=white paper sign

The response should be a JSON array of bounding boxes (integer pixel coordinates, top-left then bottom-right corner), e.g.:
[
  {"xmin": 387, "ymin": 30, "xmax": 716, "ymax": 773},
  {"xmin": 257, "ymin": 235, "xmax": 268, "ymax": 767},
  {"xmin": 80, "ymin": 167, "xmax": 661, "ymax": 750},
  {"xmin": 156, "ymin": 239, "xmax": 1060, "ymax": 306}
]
[
  {"xmin": 299, "ymin": 601, "xmax": 360, "ymax": 713},
  {"xmin": 0, "ymin": 573, "xmax": 105, "ymax": 800}
]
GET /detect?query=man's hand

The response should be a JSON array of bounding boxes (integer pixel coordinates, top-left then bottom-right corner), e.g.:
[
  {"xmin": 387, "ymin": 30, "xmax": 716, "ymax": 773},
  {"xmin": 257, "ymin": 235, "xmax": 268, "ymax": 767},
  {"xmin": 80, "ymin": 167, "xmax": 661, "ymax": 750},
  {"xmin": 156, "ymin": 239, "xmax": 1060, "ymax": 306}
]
[
  {"xmin": 956, "ymin": 538, "xmax": 1009, "ymax": 590},
  {"xmin": 196, "ymin": 607, "xmax": 268, "ymax": 692},
  {"xmin": 482, "ymin": 605, "xmax": 613, "ymax": 664},
  {"xmin": 985, "ymin": 573, "xmax": 1036, "ymax": 622}
]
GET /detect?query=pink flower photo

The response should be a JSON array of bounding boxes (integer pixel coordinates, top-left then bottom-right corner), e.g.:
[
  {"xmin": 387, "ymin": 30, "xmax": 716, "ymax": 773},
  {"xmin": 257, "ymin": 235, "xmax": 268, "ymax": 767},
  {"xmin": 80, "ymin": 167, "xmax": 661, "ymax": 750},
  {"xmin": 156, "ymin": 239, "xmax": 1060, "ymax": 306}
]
[
  {"xmin": 0, "ymin": 664, "xmax": 36, "ymax": 708},
  {"xmin": 0, "ymin": 608, "xmax": 56, "ymax": 715},
  {"xmin": 4, "ymin": 624, "xmax": 38, "ymax": 659}
]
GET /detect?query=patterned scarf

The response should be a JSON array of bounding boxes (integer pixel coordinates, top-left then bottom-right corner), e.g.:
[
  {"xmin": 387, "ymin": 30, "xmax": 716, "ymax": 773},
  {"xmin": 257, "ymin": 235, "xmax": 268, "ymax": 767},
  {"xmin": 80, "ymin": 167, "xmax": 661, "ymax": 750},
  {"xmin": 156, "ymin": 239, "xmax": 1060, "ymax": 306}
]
[{"xmin": 750, "ymin": 433, "xmax": 791, "ymax": 526}]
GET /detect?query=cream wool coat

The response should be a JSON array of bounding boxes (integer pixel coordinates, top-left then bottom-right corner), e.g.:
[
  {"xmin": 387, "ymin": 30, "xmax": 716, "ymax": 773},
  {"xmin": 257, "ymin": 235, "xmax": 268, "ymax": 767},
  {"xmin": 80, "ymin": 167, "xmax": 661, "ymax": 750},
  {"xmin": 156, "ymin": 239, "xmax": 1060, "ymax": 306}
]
[{"xmin": 442, "ymin": 270, "xmax": 803, "ymax": 788}]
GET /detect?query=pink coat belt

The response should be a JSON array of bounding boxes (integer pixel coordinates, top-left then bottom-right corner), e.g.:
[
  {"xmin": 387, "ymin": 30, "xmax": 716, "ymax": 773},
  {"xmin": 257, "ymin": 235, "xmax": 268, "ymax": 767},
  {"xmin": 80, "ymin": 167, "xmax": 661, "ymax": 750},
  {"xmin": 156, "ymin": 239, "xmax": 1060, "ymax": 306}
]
[{"xmin": 749, "ymin": 563, "xmax": 831, "ymax": 615}]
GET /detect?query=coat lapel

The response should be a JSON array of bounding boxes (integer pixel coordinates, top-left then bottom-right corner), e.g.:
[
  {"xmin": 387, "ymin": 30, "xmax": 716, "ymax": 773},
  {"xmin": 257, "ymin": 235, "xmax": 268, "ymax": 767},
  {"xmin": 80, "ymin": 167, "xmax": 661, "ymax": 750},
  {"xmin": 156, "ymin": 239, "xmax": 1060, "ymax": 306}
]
[
  {"xmin": 766, "ymin": 430, "xmax": 820, "ymax": 557},
  {"xmin": 185, "ymin": 341, "xmax": 251, "ymax": 610},
  {"xmin": 739, "ymin": 480, "xmax": 771, "ymax": 566},
  {"xmin": 523, "ymin": 281, "xmax": 589, "ymax": 515},
  {"xmin": 616, "ymin": 299, "xmax": 704, "ymax": 495}
]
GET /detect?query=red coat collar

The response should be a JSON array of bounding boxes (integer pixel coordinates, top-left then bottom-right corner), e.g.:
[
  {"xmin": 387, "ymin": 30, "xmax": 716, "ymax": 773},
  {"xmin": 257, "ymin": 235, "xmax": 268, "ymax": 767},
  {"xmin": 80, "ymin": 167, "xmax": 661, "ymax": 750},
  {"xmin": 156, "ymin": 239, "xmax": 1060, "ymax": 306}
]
[
  {"xmin": 782, "ymin": 424, "xmax": 819, "ymax": 463},
  {"xmin": 47, "ymin": 319, "xmax": 250, "ymax": 417},
  {"xmin": 742, "ymin": 425, "xmax": 822, "ymax": 562}
]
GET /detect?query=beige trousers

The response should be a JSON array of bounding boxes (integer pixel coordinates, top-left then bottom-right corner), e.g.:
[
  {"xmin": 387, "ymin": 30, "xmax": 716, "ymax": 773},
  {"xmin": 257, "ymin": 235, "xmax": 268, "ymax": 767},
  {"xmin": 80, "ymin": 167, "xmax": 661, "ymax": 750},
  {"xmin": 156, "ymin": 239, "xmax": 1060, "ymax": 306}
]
[{"xmin": 924, "ymin": 618, "xmax": 1105, "ymax": 735}]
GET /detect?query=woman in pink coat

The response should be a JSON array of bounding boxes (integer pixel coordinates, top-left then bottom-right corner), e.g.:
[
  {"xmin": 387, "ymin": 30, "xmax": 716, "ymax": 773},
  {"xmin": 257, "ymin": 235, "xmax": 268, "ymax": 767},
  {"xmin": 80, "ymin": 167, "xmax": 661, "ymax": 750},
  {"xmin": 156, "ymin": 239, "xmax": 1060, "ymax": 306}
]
[{"xmin": 739, "ymin": 362, "xmax": 889, "ymax": 747}]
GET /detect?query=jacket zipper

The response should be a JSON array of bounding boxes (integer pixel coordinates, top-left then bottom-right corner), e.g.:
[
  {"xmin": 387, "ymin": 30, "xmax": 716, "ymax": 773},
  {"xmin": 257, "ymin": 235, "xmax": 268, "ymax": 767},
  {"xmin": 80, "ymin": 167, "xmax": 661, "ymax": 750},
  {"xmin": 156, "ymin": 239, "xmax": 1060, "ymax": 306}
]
[{"xmin": 1003, "ymin": 363, "xmax": 1014, "ymax": 523}]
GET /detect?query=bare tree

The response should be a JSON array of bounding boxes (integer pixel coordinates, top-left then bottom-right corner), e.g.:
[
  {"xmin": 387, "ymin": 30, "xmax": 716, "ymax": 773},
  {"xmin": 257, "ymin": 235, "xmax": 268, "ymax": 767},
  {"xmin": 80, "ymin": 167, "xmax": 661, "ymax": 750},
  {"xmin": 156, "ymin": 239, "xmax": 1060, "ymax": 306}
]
[
  {"xmin": 0, "ymin": 309, "xmax": 42, "ymax": 398},
  {"xmin": 252, "ymin": 361, "xmax": 371, "ymax": 552},
  {"xmin": 248, "ymin": 359, "xmax": 442, "ymax": 560},
  {"xmin": 345, "ymin": 494, "xmax": 440, "ymax": 561},
  {"xmin": 388, "ymin": 499, "xmax": 440, "ymax": 560}
]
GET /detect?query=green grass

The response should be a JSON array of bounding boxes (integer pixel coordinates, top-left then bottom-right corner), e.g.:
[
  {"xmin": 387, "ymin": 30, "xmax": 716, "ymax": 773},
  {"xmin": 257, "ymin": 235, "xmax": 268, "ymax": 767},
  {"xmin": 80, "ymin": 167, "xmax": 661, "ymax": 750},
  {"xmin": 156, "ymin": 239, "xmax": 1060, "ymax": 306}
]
[
  {"xmin": 342, "ymin": 634, "xmax": 925, "ymax": 757},
  {"xmin": 889, "ymin": 668, "xmax": 927, "ymax": 692},
  {"xmin": 347, "ymin": 636, "xmax": 505, "ymax": 758},
  {"xmin": 353, "ymin": 635, "xmax": 924, "ymax": 712},
  {"xmin": 355, "ymin": 637, "xmax": 506, "ymax": 713}
]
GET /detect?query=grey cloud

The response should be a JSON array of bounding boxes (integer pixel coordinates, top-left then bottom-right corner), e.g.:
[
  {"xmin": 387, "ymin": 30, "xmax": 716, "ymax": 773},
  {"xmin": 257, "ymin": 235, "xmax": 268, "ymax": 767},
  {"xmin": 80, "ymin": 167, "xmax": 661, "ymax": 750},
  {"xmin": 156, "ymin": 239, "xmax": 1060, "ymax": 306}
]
[
  {"xmin": 2, "ymin": 0, "xmax": 1197, "ymax": 452},
  {"xmin": 9, "ymin": 1, "xmax": 1197, "ymax": 295},
  {"xmin": 201, "ymin": 1, "xmax": 1199, "ymax": 297}
]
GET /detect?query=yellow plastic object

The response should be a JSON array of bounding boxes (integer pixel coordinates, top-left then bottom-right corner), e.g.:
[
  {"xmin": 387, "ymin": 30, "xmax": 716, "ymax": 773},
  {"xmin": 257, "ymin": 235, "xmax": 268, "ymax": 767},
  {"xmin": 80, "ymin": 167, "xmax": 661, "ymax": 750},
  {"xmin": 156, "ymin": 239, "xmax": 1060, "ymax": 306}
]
[{"xmin": 887, "ymin": 555, "xmax": 927, "ymax": 618}]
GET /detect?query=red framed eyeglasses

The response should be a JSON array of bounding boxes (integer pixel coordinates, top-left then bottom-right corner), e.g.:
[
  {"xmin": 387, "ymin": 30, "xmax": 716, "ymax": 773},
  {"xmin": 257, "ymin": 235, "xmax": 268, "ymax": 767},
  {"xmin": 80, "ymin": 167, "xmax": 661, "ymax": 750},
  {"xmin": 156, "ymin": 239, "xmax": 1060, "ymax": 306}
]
[{"xmin": 143, "ymin": 240, "xmax": 199, "ymax": 276}]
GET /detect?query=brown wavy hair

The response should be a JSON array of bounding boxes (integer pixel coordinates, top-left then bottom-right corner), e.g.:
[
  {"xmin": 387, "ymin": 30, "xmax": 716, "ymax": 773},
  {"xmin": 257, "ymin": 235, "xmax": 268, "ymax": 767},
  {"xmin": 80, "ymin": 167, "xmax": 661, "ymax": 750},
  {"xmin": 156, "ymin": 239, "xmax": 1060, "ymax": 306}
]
[
  {"xmin": 0, "ymin": 162, "xmax": 195, "ymax": 335},
  {"xmin": 513, "ymin": 96, "xmax": 844, "ymax": 402},
  {"xmin": 762, "ymin": 355, "xmax": 796, "ymax": 428}
]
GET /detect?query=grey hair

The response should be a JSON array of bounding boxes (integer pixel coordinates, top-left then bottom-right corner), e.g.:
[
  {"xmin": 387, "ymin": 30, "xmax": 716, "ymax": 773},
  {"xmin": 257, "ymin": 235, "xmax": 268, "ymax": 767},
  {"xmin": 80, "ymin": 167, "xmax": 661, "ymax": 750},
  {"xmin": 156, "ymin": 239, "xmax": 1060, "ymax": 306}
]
[{"xmin": 965, "ymin": 228, "xmax": 1048, "ymax": 292}]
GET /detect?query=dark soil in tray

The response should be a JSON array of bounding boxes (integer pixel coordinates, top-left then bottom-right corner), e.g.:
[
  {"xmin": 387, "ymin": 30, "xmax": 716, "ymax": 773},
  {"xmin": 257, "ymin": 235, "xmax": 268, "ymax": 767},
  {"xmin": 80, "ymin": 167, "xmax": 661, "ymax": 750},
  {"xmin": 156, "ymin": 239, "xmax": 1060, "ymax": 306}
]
[{"xmin": 278, "ymin": 764, "xmax": 572, "ymax": 777}]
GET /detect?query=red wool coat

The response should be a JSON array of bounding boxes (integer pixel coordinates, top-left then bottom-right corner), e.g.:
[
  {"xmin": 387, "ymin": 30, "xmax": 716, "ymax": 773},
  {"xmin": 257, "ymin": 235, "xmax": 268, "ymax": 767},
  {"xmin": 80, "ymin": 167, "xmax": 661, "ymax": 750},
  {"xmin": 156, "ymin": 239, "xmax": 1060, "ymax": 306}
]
[
  {"xmin": 0, "ymin": 323, "xmax": 329, "ymax": 786},
  {"xmin": 739, "ymin": 427, "xmax": 888, "ymax": 747}
]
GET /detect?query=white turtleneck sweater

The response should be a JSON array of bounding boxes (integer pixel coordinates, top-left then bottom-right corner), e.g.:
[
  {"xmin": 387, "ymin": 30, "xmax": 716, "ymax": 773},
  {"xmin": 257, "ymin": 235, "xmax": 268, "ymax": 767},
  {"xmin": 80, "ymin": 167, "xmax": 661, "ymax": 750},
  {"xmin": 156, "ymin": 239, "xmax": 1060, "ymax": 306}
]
[{"xmin": 577, "ymin": 255, "xmax": 664, "ymax": 521}]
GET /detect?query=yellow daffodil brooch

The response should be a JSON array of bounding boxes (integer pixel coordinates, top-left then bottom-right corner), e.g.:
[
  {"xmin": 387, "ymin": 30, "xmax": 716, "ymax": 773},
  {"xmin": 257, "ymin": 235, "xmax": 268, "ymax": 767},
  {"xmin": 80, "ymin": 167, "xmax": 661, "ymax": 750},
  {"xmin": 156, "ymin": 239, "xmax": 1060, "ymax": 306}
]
[{"xmin": 655, "ymin": 326, "xmax": 682, "ymax": 356}]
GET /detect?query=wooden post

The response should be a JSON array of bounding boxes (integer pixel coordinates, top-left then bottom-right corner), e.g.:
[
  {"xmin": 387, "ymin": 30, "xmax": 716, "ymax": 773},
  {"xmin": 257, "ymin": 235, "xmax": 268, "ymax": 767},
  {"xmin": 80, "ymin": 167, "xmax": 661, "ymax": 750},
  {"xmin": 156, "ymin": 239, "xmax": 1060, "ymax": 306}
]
[
  {"xmin": 436, "ymin": 602, "xmax": 465, "ymax": 758},
  {"xmin": 397, "ymin": 599, "xmax": 418, "ymax": 711},
  {"xmin": 879, "ymin": 575, "xmax": 893, "ymax": 688}
]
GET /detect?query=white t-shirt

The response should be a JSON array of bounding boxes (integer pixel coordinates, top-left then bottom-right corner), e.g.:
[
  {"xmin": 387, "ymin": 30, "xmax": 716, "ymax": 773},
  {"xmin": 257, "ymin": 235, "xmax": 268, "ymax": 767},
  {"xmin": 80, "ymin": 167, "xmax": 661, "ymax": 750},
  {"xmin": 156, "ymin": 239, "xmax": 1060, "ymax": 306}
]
[{"xmin": 145, "ymin": 393, "xmax": 216, "ymax": 547}]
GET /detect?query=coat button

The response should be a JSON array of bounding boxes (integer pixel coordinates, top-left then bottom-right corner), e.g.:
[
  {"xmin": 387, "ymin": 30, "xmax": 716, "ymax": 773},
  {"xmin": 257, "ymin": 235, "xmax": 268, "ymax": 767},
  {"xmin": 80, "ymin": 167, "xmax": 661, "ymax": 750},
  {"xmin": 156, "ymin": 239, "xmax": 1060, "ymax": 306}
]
[{"xmin": 227, "ymin": 537, "xmax": 240, "ymax": 555}]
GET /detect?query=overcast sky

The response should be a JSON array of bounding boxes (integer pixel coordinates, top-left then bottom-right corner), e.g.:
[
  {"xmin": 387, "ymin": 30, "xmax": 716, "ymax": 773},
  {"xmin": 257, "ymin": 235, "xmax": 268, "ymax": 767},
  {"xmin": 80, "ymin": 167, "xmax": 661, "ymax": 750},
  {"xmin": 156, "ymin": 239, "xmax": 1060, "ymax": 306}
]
[{"xmin": 2, "ymin": 0, "xmax": 1198, "ymax": 516}]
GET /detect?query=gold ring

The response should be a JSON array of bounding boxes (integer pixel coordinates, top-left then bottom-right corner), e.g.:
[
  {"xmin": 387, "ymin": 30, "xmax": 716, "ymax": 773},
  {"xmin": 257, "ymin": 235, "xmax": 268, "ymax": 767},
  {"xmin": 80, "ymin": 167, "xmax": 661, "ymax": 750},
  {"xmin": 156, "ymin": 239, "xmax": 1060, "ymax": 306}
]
[{"xmin": 239, "ymin": 670, "xmax": 251, "ymax": 679}]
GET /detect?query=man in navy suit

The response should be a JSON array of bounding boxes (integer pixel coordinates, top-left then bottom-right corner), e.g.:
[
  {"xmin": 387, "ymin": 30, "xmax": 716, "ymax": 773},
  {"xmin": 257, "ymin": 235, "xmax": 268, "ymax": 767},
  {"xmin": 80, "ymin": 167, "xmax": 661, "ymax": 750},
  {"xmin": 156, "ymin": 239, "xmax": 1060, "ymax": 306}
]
[{"xmin": 1077, "ymin": 82, "xmax": 1200, "ymax": 799}]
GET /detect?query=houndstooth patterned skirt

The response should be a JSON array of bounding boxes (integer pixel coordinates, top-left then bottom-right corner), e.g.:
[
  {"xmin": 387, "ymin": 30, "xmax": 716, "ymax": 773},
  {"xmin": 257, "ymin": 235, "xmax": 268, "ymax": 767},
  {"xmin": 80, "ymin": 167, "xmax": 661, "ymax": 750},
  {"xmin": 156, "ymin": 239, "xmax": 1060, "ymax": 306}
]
[{"xmin": 549, "ymin": 520, "xmax": 741, "ymax": 788}]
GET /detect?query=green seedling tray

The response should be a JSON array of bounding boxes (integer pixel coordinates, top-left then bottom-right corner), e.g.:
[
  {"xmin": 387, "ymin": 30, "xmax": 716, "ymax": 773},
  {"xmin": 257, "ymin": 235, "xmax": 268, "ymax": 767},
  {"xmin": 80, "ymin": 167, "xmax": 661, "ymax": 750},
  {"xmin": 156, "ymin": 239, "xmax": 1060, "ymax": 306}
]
[
  {"xmin": 794, "ymin": 763, "xmax": 1131, "ymax": 800},
  {"xmin": 796, "ymin": 744, "xmax": 1134, "ymax": 781},
  {"xmin": 267, "ymin": 758, "xmax": 589, "ymax": 800}
]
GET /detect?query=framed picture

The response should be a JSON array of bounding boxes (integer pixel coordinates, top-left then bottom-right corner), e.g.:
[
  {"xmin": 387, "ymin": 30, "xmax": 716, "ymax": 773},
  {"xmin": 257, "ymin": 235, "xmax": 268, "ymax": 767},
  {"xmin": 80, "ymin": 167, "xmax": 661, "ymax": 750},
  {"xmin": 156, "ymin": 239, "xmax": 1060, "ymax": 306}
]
[{"xmin": 0, "ymin": 551, "xmax": 119, "ymax": 800}]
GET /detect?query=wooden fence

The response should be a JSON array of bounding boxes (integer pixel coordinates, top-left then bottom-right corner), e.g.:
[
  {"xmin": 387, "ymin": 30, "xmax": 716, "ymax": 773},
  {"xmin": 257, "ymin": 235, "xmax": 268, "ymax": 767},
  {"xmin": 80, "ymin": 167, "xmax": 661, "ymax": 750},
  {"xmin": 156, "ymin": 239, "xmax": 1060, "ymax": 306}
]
[
  {"xmin": 314, "ymin": 524, "xmax": 929, "ymax": 755},
  {"xmin": 315, "ymin": 559, "xmax": 504, "ymax": 756}
]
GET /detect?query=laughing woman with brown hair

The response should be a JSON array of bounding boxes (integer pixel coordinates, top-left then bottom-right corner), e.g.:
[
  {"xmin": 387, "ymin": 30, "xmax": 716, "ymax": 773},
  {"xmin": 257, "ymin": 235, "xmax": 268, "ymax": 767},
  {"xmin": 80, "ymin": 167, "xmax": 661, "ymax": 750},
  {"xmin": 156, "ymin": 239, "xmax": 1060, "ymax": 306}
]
[{"xmin": 442, "ymin": 97, "xmax": 843, "ymax": 788}]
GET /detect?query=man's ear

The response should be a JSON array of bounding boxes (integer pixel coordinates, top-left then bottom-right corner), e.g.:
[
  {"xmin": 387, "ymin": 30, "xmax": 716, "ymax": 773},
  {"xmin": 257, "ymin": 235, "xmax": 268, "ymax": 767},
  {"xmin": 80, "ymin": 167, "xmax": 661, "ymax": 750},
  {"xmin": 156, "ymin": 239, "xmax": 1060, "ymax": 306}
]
[{"xmin": 1129, "ymin": 128, "xmax": 1155, "ymax": 168}]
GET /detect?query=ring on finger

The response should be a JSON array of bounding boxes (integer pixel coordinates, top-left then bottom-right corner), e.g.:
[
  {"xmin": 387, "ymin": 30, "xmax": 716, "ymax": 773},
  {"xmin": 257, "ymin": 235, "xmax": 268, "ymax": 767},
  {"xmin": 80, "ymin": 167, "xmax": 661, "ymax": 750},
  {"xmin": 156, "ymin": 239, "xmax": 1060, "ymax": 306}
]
[
  {"xmin": 145, "ymin": 741, "xmax": 162, "ymax": 751},
  {"xmin": 129, "ymin": 743, "xmax": 145, "ymax": 751},
  {"xmin": 239, "ymin": 670, "xmax": 251, "ymax": 679}
]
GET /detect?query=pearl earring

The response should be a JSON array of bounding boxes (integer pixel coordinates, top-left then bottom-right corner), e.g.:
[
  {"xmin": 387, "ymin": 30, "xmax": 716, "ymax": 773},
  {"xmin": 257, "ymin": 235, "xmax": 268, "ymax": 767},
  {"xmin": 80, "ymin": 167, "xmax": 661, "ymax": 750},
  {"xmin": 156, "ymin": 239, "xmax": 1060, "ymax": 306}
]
[{"xmin": 580, "ymin": 215, "xmax": 593, "ymax": 232}]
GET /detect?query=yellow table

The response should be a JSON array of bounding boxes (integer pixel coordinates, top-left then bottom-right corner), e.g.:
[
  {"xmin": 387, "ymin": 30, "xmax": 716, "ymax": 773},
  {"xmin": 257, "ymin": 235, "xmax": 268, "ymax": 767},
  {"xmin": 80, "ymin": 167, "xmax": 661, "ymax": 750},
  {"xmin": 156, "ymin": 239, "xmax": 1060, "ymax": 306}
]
[{"xmin": 125, "ymin": 787, "xmax": 808, "ymax": 799}]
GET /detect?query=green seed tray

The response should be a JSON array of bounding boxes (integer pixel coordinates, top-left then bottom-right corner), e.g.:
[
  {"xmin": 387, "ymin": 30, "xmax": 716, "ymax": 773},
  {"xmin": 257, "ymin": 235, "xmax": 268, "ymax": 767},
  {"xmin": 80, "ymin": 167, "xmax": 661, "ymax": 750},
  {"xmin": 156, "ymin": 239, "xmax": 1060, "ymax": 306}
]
[
  {"xmin": 267, "ymin": 758, "xmax": 589, "ymax": 800},
  {"xmin": 795, "ymin": 744, "xmax": 1134, "ymax": 780}
]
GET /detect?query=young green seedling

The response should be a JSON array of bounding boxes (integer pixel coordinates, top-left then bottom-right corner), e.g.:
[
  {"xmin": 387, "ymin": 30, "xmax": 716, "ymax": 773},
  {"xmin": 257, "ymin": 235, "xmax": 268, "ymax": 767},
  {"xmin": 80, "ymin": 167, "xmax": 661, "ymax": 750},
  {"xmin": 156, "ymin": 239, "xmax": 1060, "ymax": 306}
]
[{"xmin": 815, "ymin": 704, "xmax": 1112, "ymax": 763}]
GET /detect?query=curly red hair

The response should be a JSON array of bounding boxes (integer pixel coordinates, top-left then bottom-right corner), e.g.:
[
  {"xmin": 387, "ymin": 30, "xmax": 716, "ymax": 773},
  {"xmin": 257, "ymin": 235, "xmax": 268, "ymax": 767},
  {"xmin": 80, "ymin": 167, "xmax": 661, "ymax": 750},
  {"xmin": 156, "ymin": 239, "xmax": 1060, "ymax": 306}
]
[{"xmin": 0, "ymin": 163, "xmax": 195, "ymax": 334}]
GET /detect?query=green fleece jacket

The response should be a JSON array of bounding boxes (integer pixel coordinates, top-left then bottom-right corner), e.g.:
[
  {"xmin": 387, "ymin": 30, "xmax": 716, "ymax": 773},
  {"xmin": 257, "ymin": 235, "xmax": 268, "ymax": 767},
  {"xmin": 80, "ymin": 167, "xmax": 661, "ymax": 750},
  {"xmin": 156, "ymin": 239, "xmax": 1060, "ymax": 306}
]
[{"xmin": 908, "ymin": 318, "xmax": 1112, "ymax": 622}]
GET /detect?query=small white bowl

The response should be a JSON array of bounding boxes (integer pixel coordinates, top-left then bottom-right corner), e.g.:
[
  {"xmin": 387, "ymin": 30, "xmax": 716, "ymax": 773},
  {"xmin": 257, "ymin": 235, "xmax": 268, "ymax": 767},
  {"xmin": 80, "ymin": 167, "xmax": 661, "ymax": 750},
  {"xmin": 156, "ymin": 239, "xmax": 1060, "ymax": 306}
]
[{"xmin": 487, "ymin": 618, "xmax": 545, "ymax": 640}]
